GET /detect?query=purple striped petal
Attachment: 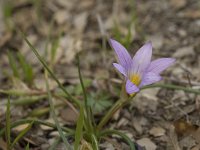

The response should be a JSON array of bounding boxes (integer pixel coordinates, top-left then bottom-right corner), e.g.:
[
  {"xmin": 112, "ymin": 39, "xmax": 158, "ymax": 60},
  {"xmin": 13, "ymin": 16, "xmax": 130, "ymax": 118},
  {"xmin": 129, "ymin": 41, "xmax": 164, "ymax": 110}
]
[
  {"xmin": 126, "ymin": 80, "xmax": 139, "ymax": 94},
  {"xmin": 109, "ymin": 39, "xmax": 132, "ymax": 70},
  {"xmin": 131, "ymin": 42, "xmax": 152, "ymax": 75},
  {"xmin": 147, "ymin": 58, "xmax": 175, "ymax": 74},
  {"xmin": 140, "ymin": 72, "xmax": 162, "ymax": 87},
  {"xmin": 113, "ymin": 63, "xmax": 127, "ymax": 77}
]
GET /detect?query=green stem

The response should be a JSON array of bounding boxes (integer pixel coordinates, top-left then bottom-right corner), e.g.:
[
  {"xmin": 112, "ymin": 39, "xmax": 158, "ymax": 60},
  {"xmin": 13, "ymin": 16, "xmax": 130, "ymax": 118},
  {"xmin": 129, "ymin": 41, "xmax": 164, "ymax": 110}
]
[
  {"xmin": 45, "ymin": 72, "xmax": 72, "ymax": 150},
  {"xmin": 19, "ymin": 31, "xmax": 81, "ymax": 107},
  {"xmin": 6, "ymin": 98, "xmax": 11, "ymax": 150},
  {"xmin": 142, "ymin": 83, "xmax": 200, "ymax": 95},
  {"xmin": 91, "ymin": 134, "xmax": 99, "ymax": 150},
  {"xmin": 96, "ymin": 99, "xmax": 128, "ymax": 131},
  {"xmin": 77, "ymin": 55, "xmax": 92, "ymax": 133},
  {"xmin": 1, "ymin": 83, "xmax": 199, "ymax": 98},
  {"xmin": 0, "ymin": 89, "xmax": 43, "ymax": 96},
  {"xmin": 97, "ymin": 83, "xmax": 200, "ymax": 131}
]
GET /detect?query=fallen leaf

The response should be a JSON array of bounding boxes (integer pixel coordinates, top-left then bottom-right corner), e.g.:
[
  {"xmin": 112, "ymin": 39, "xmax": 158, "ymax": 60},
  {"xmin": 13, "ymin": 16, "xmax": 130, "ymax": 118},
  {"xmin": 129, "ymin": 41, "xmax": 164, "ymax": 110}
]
[
  {"xmin": 173, "ymin": 46, "xmax": 194, "ymax": 58},
  {"xmin": 73, "ymin": 12, "xmax": 89, "ymax": 33},
  {"xmin": 132, "ymin": 118, "xmax": 143, "ymax": 135},
  {"xmin": 149, "ymin": 127, "xmax": 166, "ymax": 137},
  {"xmin": 173, "ymin": 119, "xmax": 198, "ymax": 137},
  {"xmin": 116, "ymin": 118, "xmax": 129, "ymax": 128},
  {"xmin": 170, "ymin": 0, "xmax": 186, "ymax": 9},
  {"xmin": 179, "ymin": 10, "xmax": 200, "ymax": 19},
  {"xmin": 60, "ymin": 35, "xmax": 82, "ymax": 64},
  {"xmin": 137, "ymin": 138, "xmax": 157, "ymax": 150},
  {"xmin": 54, "ymin": 10, "xmax": 70, "ymax": 25},
  {"xmin": 13, "ymin": 123, "xmax": 30, "ymax": 132},
  {"xmin": 60, "ymin": 106, "xmax": 78, "ymax": 124},
  {"xmin": 0, "ymin": 138, "xmax": 7, "ymax": 150},
  {"xmin": 168, "ymin": 124, "xmax": 181, "ymax": 150},
  {"xmin": 179, "ymin": 136, "xmax": 196, "ymax": 149}
]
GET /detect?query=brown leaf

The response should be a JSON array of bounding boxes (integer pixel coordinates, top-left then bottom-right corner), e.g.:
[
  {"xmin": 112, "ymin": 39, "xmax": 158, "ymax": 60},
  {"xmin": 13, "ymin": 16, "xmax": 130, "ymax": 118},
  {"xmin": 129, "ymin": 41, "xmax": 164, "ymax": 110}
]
[
  {"xmin": 149, "ymin": 127, "xmax": 166, "ymax": 137},
  {"xmin": 137, "ymin": 138, "xmax": 157, "ymax": 150},
  {"xmin": 173, "ymin": 119, "xmax": 199, "ymax": 137},
  {"xmin": 60, "ymin": 106, "xmax": 78, "ymax": 124},
  {"xmin": 169, "ymin": 0, "xmax": 186, "ymax": 9},
  {"xmin": 0, "ymin": 138, "xmax": 7, "ymax": 150}
]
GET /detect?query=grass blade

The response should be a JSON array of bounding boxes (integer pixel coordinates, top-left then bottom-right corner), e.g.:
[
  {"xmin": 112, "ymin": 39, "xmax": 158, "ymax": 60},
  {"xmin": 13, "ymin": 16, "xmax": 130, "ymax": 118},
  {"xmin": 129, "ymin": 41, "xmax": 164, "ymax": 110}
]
[
  {"xmin": 7, "ymin": 51, "xmax": 19, "ymax": 78},
  {"xmin": 25, "ymin": 143, "xmax": 29, "ymax": 150},
  {"xmin": 19, "ymin": 31, "xmax": 80, "ymax": 107},
  {"xmin": 17, "ymin": 52, "xmax": 34, "ymax": 85},
  {"xmin": 50, "ymin": 37, "xmax": 60, "ymax": 65},
  {"xmin": 77, "ymin": 55, "xmax": 87, "ymax": 106},
  {"xmin": 74, "ymin": 106, "xmax": 84, "ymax": 150},
  {"xmin": 5, "ymin": 97, "xmax": 11, "ymax": 150},
  {"xmin": 10, "ymin": 121, "xmax": 34, "ymax": 149},
  {"xmin": 45, "ymin": 72, "xmax": 72, "ymax": 150},
  {"xmin": 77, "ymin": 55, "xmax": 93, "ymax": 131},
  {"xmin": 91, "ymin": 134, "xmax": 99, "ymax": 150}
]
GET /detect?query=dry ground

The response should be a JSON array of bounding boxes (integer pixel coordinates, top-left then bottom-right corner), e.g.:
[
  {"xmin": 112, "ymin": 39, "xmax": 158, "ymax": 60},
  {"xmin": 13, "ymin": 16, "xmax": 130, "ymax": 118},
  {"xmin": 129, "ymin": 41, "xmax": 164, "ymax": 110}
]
[{"xmin": 0, "ymin": 0, "xmax": 200, "ymax": 149}]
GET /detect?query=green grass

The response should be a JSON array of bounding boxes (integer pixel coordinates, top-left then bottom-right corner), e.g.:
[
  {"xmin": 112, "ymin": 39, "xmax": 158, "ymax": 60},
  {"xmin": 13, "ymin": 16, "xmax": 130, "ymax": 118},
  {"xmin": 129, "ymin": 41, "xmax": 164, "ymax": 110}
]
[
  {"xmin": 7, "ymin": 51, "xmax": 34, "ymax": 86},
  {"xmin": 5, "ymin": 98, "xmax": 11, "ymax": 150}
]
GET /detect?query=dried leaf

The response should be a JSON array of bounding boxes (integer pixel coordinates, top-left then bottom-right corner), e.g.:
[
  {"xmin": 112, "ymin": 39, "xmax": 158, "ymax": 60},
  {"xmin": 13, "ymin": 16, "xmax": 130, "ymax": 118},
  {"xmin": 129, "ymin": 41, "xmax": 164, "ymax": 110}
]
[
  {"xmin": 137, "ymin": 138, "xmax": 157, "ymax": 150},
  {"xmin": 149, "ymin": 127, "xmax": 166, "ymax": 137}
]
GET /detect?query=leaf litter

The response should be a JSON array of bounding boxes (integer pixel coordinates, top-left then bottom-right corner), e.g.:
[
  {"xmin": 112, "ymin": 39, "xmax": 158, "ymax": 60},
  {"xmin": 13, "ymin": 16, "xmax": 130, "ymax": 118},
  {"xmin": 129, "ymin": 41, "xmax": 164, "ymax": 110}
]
[{"xmin": 0, "ymin": 0, "xmax": 200, "ymax": 149}]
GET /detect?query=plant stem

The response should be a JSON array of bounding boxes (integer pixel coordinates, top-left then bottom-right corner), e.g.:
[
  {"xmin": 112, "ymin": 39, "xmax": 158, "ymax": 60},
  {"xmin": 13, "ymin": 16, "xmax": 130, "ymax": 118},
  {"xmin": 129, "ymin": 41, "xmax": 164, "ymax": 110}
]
[
  {"xmin": 20, "ymin": 31, "xmax": 81, "ymax": 107},
  {"xmin": 97, "ymin": 99, "xmax": 127, "ymax": 131},
  {"xmin": 142, "ymin": 83, "xmax": 200, "ymax": 95},
  {"xmin": 1, "ymin": 83, "xmax": 199, "ymax": 98},
  {"xmin": 45, "ymin": 72, "xmax": 72, "ymax": 150}
]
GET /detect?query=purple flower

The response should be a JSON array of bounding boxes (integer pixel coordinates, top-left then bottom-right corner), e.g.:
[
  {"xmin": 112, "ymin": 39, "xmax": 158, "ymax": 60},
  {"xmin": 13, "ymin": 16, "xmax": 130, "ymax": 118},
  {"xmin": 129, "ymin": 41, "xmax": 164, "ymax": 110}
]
[{"xmin": 110, "ymin": 39, "xmax": 175, "ymax": 95}]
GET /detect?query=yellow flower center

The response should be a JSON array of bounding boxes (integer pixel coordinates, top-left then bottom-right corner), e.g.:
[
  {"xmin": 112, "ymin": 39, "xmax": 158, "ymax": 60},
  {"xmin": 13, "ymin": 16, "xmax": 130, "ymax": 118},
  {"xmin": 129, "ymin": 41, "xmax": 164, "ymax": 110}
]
[{"xmin": 130, "ymin": 74, "xmax": 141, "ymax": 86}]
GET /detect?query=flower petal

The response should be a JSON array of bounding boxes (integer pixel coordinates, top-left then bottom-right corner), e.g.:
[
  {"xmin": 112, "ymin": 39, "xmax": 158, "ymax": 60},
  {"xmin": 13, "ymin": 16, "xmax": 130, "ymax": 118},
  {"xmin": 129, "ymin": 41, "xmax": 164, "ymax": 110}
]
[
  {"xmin": 113, "ymin": 63, "xmax": 127, "ymax": 77},
  {"xmin": 126, "ymin": 80, "xmax": 139, "ymax": 94},
  {"xmin": 131, "ymin": 42, "xmax": 152, "ymax": 75},
  {"xmin": 109, "ymin": 39, "xmax": 132, "ymax": 70},
  {"xmin": 147, "ymin": 58, "xmax": 175, "ymax": 74},
  {"xmin": 139, "ymin": 72, "xmax": 162, "ymax": 87}
]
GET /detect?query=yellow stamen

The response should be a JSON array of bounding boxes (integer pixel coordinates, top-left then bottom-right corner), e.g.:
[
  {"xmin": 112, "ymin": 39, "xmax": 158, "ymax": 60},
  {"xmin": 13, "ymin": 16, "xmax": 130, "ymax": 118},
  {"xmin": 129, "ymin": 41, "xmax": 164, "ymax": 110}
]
[{"xmin": 130, "ymin": 74, "xmax": 141, "ymax": 86}]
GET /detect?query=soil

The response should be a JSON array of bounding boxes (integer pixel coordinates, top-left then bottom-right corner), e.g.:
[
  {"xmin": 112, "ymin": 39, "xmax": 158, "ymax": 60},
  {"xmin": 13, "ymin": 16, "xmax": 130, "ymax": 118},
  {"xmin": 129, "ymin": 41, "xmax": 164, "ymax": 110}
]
[{"xmin": 0, "ymin": 0, "xmax": 200, "ymax": 149}]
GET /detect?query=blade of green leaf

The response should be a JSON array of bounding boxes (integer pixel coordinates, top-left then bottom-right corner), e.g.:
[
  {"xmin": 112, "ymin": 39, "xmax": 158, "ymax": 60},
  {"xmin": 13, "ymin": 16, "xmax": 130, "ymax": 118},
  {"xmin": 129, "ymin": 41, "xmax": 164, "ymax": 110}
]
[
  {"xmin": 77, "ymin": 55, "xmax": 93, "ymax": 132},
  {"xmin": 19, "ymin": 31, "xmax": 80, "ymax": 107},
  {"xmin": 2, "ymin": 0, "xmax": 13, "ymax": 30},
  {"xmin": 91, "ymin": 134, "xmax": 99, "ymax": 150},
  {"xmin": 74, "ymin": 106, "xmax": 84, "ymax": 150},
  {"xmin": 50, "ymin": 37, "xmax": 60, "ymax": 65},
  {"xmin": 99, "ymin": 129, "xmax": 135, "ymax": 150},
  {"xmin": 7, "ymin": 51, "xmax": 19, "ymax": 78},
  {"xmin": 25, "ymin": 143, "xmax": 29, "ymax": 150},
  {"xmin": 3, "ymin": 1, "xmax": 12, "ymax": 19},
  {"xmin": 6, "ymin": 97, "xmax": 11, "ymax": 150},
  {"xmin": 45, "ymin": 72, "xmax": 72, "ymax": 150},
  {"xmin": 28, "ymin": 106, "xmax": 52, "ymax": 117},
  {"xmin": 17, "ymin": 52, "xmax": 34, "ymax": 85},
  {"xmin": 10, "ymin": 121, "xmax": 34, "ymax": 149},
  {"xmin": 77, "ymin": 55, "xmax": 87, "ymax": 107},
  {"xmin": 11, "ymin": 95, "xmax": 47, "ymax": 106}
]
